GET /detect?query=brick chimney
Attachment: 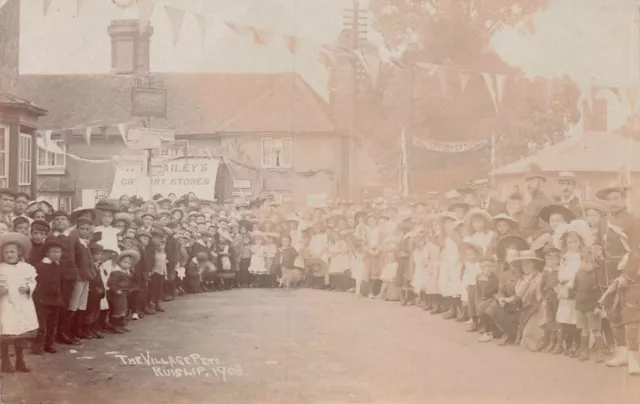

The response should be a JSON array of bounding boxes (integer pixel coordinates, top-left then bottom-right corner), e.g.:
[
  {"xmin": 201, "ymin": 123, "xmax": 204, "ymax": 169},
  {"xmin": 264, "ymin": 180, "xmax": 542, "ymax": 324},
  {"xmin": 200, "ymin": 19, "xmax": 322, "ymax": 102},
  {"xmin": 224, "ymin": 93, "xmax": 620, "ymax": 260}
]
[{"xmin": 107, "ymin": 20, "xmax": 153, "ymax": 75}]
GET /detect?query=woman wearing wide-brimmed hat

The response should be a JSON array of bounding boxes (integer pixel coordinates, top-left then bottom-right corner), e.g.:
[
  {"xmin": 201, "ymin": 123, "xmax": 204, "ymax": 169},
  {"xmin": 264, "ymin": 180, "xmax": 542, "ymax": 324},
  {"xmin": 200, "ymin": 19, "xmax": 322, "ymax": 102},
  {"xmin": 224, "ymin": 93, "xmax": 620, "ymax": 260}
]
[
  {"xmin": 0, "ymin": 233, "xmax": 37, "ymax": 373},
  {"xmin": 248, "ymin": 231, "xmax": 269, "ymax": 287},
  {"xmin": 509, "ymin": 251, "xmax": 546, "ymax": 352},
  {"xmin": 328, "ymin": 229, "xmax": 351, "ymax": 291},
  {"xmin": 463, "ymin": 208, "xmax": 495, "ymax": 256}
]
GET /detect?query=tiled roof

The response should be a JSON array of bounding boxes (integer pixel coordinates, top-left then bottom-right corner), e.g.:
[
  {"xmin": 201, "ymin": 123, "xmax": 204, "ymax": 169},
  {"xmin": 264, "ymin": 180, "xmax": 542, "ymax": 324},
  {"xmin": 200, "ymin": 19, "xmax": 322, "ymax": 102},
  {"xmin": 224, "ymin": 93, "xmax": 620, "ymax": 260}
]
[
  {"xmin": 0, "ymin": 90, "xmax": 46, "ymax": 114},
  {"xmin": 17, "ymin": 72, "xmax": 334, "ymax": 135},
  {"xmin": 493, "ymin": 131, "xmax": 640, "ymax": 175}
]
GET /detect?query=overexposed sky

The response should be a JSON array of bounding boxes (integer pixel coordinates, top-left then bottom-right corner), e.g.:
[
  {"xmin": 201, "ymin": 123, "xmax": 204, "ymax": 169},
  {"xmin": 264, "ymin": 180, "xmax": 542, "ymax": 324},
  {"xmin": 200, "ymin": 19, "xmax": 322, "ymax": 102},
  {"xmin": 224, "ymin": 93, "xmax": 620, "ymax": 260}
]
[
  {"xmin": 492, "ymin": 0, "xmax": 637, "ymax": 86},
  {"xmin": 20, "ymin": 0, "xmax": 640, "ymax": 102},
  {"xmin": 19, "ymin": 0, "xmax": 364, "ymax": 97}
]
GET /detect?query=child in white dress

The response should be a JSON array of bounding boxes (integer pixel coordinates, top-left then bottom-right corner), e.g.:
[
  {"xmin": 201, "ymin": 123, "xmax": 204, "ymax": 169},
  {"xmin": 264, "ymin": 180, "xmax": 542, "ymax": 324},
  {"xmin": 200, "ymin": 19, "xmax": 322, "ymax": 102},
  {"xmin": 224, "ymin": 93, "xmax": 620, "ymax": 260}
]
[{"xmin": 249, "ymin": 233, "xmax": 268, "ymax": 287}]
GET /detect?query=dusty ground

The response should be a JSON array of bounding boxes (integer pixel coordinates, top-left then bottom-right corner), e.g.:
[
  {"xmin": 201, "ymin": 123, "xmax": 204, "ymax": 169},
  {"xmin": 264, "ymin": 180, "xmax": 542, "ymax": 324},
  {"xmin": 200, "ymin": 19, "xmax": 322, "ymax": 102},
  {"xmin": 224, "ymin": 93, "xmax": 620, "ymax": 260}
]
[{"xmin": 2, "ymin": 288, "xmax": 640, "ymax": 404}]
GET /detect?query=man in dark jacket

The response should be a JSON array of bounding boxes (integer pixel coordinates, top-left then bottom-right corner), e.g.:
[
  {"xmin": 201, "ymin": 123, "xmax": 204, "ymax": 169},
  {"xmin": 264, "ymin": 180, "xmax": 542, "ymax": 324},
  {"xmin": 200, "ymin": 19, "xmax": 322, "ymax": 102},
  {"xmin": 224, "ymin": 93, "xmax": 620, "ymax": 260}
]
[
  {"xmin": 32, "ymin": 240, "xmax": 65, "ymax": 354},
  {"xmin": 520, "ymin": 163, "xmax": 553, "ymax": 240},
  {"xmin": 554, "ymin": 171, "xmax": 584, "ymax": 219},
  {"xmin": 46, "ymin": 211, "xmax": 80, "ymax": 345}
]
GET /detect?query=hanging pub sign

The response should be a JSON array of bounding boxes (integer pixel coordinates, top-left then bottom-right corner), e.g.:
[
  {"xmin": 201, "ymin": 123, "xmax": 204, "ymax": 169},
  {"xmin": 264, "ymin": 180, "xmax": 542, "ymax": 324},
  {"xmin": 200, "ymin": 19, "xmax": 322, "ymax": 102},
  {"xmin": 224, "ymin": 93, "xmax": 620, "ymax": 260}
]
[{"xmin": 131, "ymin": 87, "xmax": 167, "ymax": 117}]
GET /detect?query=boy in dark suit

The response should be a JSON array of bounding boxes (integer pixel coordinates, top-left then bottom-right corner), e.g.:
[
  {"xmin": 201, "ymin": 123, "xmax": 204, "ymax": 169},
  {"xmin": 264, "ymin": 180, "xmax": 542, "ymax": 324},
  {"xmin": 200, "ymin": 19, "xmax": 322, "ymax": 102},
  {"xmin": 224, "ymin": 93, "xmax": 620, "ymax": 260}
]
[
  {"xmin": 46, "ymin": 211, "xmax": 80, "ymax": 345},
  {"xmin": 32, "ymin": 240, "xmax": 65, "ymax": 354}
]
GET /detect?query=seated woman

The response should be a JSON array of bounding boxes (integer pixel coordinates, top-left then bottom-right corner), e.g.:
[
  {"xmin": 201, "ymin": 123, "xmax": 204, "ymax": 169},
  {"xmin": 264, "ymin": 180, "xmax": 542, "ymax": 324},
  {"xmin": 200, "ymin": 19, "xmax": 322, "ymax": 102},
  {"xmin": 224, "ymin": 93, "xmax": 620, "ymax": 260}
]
[
  {"xmin": 0, "ymin": 233, "xmax": 38, "ymax": 373},
  {"xmin": 511, "ymin": 251, "xmax": 545, "ymax": 351},
  {"xmin": 486, "ymin": 235, "xmax": 530, "ymax": 345}
]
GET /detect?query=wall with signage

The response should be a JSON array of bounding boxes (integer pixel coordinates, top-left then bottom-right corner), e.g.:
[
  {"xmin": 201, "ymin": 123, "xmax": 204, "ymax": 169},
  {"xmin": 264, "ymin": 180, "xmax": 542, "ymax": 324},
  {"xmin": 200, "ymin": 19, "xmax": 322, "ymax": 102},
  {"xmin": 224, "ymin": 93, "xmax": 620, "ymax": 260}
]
[{"xmin": 110, "ymin": 157, "xmax": 219, "ymax": 200}]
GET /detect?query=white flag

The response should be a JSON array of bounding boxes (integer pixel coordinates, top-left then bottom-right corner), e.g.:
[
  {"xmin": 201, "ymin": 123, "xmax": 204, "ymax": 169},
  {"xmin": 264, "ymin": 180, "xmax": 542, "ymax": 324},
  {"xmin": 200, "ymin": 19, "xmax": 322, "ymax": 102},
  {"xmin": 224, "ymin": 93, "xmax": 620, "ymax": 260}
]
[
  {"xmin": 482, "ymin": 72, "xmax": 499, "ymax": 114},
  {"xmin": 195, "ymin": 13, "xmax": 207, "ymax": 48},
  {"xmin": 43, "ymin": 0, "xmax": 53, "ymax": 16},
  {"xmin": 496, "ymin": 74, "xmax": 508, "ymax": 105},
  {"xmin": 459, "ymin": 71, "xmax": 471, "ymax": 92},
  {"xmin": 83, "ymin": 127, "xmax": 92, "ymax": 146},
  {"xmin": 164, "ymin": 5, "xmax": 185, "ymax": 46},
  {"xmin": 415, "ymin": 62, "xmax": 438, "ymax": 76},
  {"xmin": 138, "ymin": 0, "xmax": 155, "ymax": 30},
  {"xmin": 117, "ymin": 123, "xmax": 127, "ymax": 143}
]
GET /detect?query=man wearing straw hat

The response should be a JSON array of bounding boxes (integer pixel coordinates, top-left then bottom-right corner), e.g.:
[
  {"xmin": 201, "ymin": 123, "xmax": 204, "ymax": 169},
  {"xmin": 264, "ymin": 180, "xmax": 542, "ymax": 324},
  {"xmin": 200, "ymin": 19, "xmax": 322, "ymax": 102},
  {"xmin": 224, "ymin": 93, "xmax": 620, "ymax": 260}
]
[
  {"xmin": 554, "ymin": 171, "xmax": 584, "ymax": 219},
  {"xmin": 520, "ymin": 163, "xmax": 553, "ymax": 240}
]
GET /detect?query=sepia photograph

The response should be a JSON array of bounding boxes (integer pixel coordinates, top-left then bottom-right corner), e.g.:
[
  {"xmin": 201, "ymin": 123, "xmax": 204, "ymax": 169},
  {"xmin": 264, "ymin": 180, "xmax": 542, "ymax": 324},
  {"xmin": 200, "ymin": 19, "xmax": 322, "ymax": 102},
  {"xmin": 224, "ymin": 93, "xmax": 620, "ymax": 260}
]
[{"xmin": 1, "ymin": 0, "xmax": 640, "ymax": 402}]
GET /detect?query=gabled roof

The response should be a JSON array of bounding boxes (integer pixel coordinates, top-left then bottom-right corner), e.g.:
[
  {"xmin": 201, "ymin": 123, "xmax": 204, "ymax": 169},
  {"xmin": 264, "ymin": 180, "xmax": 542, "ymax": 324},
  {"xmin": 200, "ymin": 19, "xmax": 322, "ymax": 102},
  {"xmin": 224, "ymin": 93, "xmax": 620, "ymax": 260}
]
[
  {"xmin": 493, "ymin": 131, "xmax": 640, "ymax": 175},
  {"xmin": 17, "ymin": 72, "xmax": 334, "ymax": 135},
  {"xmin": 0, "ymin": 91, "xmax": 47, "ymax": 115}
]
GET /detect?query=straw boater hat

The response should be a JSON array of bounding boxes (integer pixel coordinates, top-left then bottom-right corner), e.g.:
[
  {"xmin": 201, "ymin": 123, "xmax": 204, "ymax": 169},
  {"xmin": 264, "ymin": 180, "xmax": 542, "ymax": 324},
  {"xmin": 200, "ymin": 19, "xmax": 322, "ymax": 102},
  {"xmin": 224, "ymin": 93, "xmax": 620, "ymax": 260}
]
[
  {"xmin": 524, "ymin": 163, "xmax": 546, "ymax": 181},
  {"xmin": 94, "ymin": 200, "xmax": 119, "ymax": 212},
  {"xmin": 496, "ymin": 235, "xmax": 530, "ymax": 262},
  {"xmin": 542, "ymin": 245, "xmax": 560, "ymax": 256},
  {"xmin": 0, "ymin": 232, "xmax": 32, "ymax": 257},
  {"xmin": 114, "ymin": 212, "xmax": 133, "ymax": 226},
  {"xmin": 596, "ymin": 184, "xmax": 628, "ymax": 201},
  {"xmin": 156, "ymin": 196, "xmax": 171, "ymax": 205},
  {"xmin": 117, "ymin": 249, "xmax": 141, "ymax": 265},
  {"xmin": 285, "ymin": 213, "xmax": 301, "ymax": 223},
  {"xmin": 557, "ymin": 171, "xmax": 577, "ymax": 183},
  {"xmin": 140, "ymin": 211, "xmax": 159, "ymax": 221},
  {"xmin": 251, "ymin": 231, "xmax": 266, "ymax": 242},
  {"xmin": 553, "ymin": 219, "xmax": 594, "ymax": 249},
  {"xmin": 439, "ymin": 211, "xmax": 458, "ymax": 222},
  {"xmin": 539, "ymin": 204, "xmax": 575, "ymax": 223},
  {"xmin": 492, "ymin": 213, "xmax": 519, "ymax": 229},
  {"xmin": 461, "ymin": 241, "xmax": 483, "ymax": 256},
  {"xmin": 582, "ymin": 200, "xmax": 608, "ymax": 216},
  {"xmin": 511, "ymin": 250, "xmax": 545, "ymax": 269},
  {"xmin": 463, "ymin": 208, "xmax": 492, "ymax": 234},
  {"xmin": 69, "ymin": 206, "xmax": 97, "ymax": 223},
  {"xmin": 264, "ymin": 232, "xmax": 280, "ymax": 240},
  {"xmin": 135, "ymin": 229, "xmax": 152, "ymax": 240},
  {"xmin": 479, "ymin": 253, "xmax": 497, "ymax": 263},
  {"xmin": 447, "ymin": 202, "xmax": 470, "ymax": 213}
]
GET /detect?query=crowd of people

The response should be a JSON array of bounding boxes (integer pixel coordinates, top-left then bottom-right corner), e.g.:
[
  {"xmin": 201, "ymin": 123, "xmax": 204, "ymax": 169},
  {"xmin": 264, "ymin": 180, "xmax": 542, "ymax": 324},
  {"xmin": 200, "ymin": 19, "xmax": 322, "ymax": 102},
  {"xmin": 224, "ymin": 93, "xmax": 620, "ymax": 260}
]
[{"xmin": 0, "ymin": 162, "xmax": 640, "ymax": 376}]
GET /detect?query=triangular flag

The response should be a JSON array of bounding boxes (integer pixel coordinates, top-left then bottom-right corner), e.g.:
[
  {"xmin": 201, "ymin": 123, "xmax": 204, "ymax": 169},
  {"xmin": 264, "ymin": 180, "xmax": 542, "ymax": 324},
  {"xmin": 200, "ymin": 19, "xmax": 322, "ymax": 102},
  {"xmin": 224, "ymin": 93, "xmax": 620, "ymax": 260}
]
[
  {"xmin": 195, "ymin": 13, "xmax": 207, "ymax": 48},
  {"xmin": 283, "ymin": 35, "xmax": 297, "ymax": 54},
  {"xmin": 138, "ymin": 0, "xmax": 155, "ymax": 30},
  {"xmin": 496, "ymin": 74, "xmax": 508, "ymax": 105},
  {"xmin": 225, "ymin": 21, "xmax": 244, "ymax": 35},
  {"xmin": 415, "ymin": 62, "xmax": 438, "ymax": 76},
  {"xmin": 459, "ymin": 71, "xmax": 471, "ymax": 92},
  {"xmin": 44, "ymin": 130, "xmax": 53, "ymax": 148},
  {"xmin": 100, "ymin": 125, "xmax": 109, "ymax": 141},
  {"xmin": 482, "ymin": 72, "xmax": 499, "ymax": 114},
  {"xmin": 117, "ymin": 124, "xmax": 127, "ymax": 143},
  {"xmin": 83, "ymin": 127, "xmax": 92, "ymax": 146},
  {"xmin": 164, "ymin": 5, "xmax": 185, "ymax": 47},
  {"xmin": 76, "ymin": 0, "xmax": 83, "ymax": 16},
  {"xmin": 43, "ymin": 0, "xmax": 53, "ymax": 16},
  {"xmin": 248, "ymin": 26, "xmax": 270, "ymax": 45},
  {"xmin": 437, "ymin": 67, "xmax": 449, "ymax": 102}
]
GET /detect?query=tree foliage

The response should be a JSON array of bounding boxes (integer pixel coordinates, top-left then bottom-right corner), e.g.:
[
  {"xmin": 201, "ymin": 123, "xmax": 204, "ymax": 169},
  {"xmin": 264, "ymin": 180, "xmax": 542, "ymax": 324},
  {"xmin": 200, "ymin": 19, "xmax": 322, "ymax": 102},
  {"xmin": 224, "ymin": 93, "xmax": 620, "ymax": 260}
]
[{"xmin": 355, "ymin": 0, "xmax": 580, "ymax": 191}]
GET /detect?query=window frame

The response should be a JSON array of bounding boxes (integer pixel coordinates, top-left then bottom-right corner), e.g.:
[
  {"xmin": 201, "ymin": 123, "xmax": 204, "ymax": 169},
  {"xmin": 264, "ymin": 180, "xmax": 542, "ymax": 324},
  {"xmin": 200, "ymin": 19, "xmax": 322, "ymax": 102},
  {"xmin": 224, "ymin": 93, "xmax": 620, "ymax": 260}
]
[
  {"xmin": 37, "ymin": 138, "xmax": 67, "ymax": 175},
  {"xmin": 0, "ymin": 126, "xmax": 8, "ymax": 188},
  {"xmin": 261, "ymin": 136, "xmax": 292, "ymax": 169},
  {"xmin": 18, "ymin": 133, "xmax": 32, "ymax": 188}
]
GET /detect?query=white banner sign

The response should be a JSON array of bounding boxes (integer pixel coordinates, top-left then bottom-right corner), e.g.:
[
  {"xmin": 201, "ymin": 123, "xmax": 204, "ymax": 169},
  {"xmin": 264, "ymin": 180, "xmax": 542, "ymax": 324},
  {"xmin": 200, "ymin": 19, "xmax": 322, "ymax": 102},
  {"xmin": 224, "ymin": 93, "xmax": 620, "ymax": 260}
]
[
  {"xmin": 82, "ymin": 189, "xmax": 109, "ymax": 207},
  {"xmin": 110, "ymin": 157, "xmax": 219, "ymax": 200},
  {"xmin": 411, "ymin": 136, "xmax": 488, "ymax": 153}
]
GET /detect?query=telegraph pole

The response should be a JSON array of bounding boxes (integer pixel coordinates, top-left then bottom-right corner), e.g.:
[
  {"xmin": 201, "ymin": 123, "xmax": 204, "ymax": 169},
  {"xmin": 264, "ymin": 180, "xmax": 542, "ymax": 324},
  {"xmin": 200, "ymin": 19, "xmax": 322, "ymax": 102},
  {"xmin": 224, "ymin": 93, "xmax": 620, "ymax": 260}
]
[{"xmin": 342, "ymin": 0, "xmax": 367, "ymax": 200}]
